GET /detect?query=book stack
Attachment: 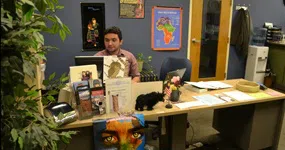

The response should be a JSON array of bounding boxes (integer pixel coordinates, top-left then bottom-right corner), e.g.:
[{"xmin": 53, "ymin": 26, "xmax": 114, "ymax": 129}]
[{"xmin": 140, "ymin": 71, "xmax": 159, "ymax": 82}]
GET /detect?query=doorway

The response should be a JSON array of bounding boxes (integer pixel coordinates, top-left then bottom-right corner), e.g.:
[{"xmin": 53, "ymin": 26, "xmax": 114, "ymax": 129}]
[{"xmin": 189, "ymin": 0, "xmax": 232, "ymax": 81}]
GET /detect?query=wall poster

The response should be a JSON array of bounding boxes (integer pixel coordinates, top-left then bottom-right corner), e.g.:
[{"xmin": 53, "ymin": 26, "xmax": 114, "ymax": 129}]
[
  {"xmin": 151, "ymin": 6, "xmax": 183, "ymax": 51},
  {"xmin": 119, "ymin": 0, "xmax": 144, "ymax": 18},
  {"xmin": 81, "ymin": 3, "xmax": 105, "ymax": 51}
]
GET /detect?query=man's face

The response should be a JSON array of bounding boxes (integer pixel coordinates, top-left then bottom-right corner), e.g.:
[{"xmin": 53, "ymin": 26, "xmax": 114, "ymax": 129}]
[{"xmin": 104, "ymin": 33, "xmax": 123, "ymax": 53}]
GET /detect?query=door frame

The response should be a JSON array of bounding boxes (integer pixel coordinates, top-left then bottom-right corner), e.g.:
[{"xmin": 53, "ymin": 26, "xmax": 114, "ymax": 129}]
[{"xmin": 188, "ymin": 0, "xmax": 233, "ymax": 81}]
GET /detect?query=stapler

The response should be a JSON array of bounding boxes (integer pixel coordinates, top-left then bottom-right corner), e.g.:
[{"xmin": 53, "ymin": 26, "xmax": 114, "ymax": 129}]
[
  {"xmin": 44, "ymin": 102, "xmax": 78, "ymax": 126},
  {"xmin": 257, "ymin": 82, "xmax": 268, "ymax": 90}
]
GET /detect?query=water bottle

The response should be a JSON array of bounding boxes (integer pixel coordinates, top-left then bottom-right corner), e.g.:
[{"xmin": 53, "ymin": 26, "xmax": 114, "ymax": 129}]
[{"xmin": 251, "ymin": 27, "xmax": 267, "ymax": 46}]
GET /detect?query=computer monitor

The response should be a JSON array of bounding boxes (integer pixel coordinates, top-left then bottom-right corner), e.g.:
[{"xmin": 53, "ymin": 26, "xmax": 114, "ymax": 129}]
[{"xmin": 74, "ymin": 56, "xmax": 104, "ymax": 82}]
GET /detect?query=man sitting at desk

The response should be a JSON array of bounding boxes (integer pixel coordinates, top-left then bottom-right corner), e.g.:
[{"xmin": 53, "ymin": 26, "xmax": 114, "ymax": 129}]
[{"xmin": 95, "ymin": 26, "xmax": 140, "ymax": 83}]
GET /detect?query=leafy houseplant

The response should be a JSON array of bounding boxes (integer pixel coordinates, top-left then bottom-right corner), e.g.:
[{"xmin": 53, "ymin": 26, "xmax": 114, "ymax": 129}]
[
  {"xmin": 1, "ymin": 0, "xmax": 76, "ymax": 149},
  {"xmin": 136, "ymin": 53, "xmax": 154, "ymax": 73}
]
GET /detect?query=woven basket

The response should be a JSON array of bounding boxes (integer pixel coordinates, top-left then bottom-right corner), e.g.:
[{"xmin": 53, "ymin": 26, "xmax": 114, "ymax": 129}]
[{"xmin": 236, "ymin": 81, "xmax": 260, "ymax": 93}]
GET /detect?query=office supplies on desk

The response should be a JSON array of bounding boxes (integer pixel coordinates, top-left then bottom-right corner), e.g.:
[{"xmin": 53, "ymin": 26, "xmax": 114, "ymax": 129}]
[
  {"xmin": 105, "ymin": 77, "xmax": 132, "ymax": 114},
  {"xmin": 248, "ymin": 92, "xmax": 271, "ymax": 99},
  {"xmin": 236, "ymin": 81, "xmax": 260, "ymax": 93},
  {"xmin": 223, "ymin": 90, "xmax": 255, "ymax": 101},
  {"xmin": 174, "ymin": 101, "xmax": 205, "ymax": 109},
  {"xmin": 214, "ymin": 94, "xmax": 233, "ymax": 102},
  {"xmin": 185, "ymin": 81, "xmax": 232, "ymax": 90},
  {"xmin": 44, "ymin": 102, "xmax": 77, "ymax": 126},
  {"xmin": 193, "ymin": 94, "xmax": 226, "ymax": 105}
]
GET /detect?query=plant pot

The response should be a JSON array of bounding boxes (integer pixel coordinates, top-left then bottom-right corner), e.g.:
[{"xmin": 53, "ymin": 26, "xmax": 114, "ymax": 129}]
[
  {"xmin": 137, "ymin": 61, "xmax": 143, "ymax": 72},
  {"xmin": 170, "ymin": 90, "xmax": 181, "ymax": 102}
]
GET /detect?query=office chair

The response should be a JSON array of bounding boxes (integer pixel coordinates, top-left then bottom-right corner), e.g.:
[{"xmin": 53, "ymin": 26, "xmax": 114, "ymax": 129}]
[{"xmin": 159, "ymin": 57, "xmax": 192, "ymax": 82}]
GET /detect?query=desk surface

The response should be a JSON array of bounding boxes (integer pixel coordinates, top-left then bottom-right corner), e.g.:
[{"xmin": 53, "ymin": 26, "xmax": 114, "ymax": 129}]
[{"xmin": 61, "ymin": 79, "xmax": 285, "ymax": 129}]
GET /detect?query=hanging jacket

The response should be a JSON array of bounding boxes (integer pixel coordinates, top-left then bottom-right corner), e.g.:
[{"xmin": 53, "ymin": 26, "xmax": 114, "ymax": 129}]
[{"xmin": 230, "ymin": 9, "xmax": 252, "ymax": 56}]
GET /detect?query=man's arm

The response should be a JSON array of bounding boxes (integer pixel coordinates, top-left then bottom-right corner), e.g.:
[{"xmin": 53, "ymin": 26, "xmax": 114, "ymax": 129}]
[{"xmin": 129, "ymin": 54, "xmax": 141, "ymax": 82}]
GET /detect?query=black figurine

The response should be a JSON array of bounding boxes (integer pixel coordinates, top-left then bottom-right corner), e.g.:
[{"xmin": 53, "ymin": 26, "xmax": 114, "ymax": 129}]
[{"xmin": 135, "ymin": 92, "xmax": 165, "ymax": 111}]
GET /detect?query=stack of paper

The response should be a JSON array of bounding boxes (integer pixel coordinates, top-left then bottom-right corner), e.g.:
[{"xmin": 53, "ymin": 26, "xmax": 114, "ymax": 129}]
[
  {"xmin": 193, "ymin": 94, "xmax": 226, "ymax": 105},
  {"xmin": 185, "ymin": 81, "xmax": 233, "ymax": 90},
  {"xmin": 223, "ymin": 90, "xmax": 255, "ymax": 101}
]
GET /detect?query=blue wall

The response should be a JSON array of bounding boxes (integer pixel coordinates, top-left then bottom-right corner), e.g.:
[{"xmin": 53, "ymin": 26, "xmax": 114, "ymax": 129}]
[
  {"xmin": 45, "ymin": 0, "xmax": 189, "ymax": 77},
  {"xmin": 45, "ymin": 0, "xmax": 285, "ymax": 79},
  {"xmin": 227, "ymin": 0, "xmax": 285, "ymax": 79}
]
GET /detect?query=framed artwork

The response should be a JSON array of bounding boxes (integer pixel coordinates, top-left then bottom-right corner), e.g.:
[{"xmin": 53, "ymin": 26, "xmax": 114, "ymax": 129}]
[
  {"xmin": 151, "ymin": 6, "xmax": 183, "ymax": 51},
  {"xmin": 81, "ymin": 3, "xmax": 105, "ymax": 51},
  {"xmin": 119, "ymin": 0, "xmax": 144, "ymax": 18}
]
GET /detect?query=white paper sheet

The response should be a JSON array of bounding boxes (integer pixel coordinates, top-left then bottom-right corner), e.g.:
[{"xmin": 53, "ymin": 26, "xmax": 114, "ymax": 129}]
[
  {"xmin": 193, "ymin": 94, "xmax": 226, "ymax": 105},
  {"xmin": 223, "ymin": 90, "xmax": 255, "ymax": 101},
  {"xmin": 184, "ymin": 81, "xmax": 232, "ymax": 89},
  {"xmin": 105, "ymin": 77, "xmax": 132, "ymax": 114},
  {"xmin": 174, "ymin": 101, "xmax": 206, "ymax": 109},
  {"xmin": 205, "ymin": 81, "xmax": 233, "ymax": 89}
]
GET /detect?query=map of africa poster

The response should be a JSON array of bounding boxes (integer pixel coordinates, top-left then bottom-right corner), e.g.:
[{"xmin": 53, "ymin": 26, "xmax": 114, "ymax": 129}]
[{"xmin": 151, "ymin": 6, "xmax": 183, "ymax": 50}]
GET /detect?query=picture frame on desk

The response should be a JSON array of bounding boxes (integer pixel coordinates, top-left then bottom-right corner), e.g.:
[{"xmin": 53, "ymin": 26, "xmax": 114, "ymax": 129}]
[{"xmin": 80, "ymin": 3, "xmax": 105, "ymax": 52}]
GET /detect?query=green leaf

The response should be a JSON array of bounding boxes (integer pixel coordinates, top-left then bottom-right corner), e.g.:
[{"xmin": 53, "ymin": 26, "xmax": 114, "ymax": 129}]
[
  {"xmin": 47, "ymin": 95, "xmax": 55, "ymax": 101},
  {"xmin": 11, "ymin": 129, "xmax": 18, "ymax": 142},
  {"xmin": 22, "ymin": 4, "xmax": 34, "ymax": 22},
  {"xmin": 31, "ymin": 21, "xmax": 46, "ymax": 27},
  {"xmin": 27, "ymin": 90, "xmax": 39, "ymax": 97},
  {"xmin": 61, "ymin": 76, "xmax": 69, "ymax": 82},
  {"xmin": 18, "ymin": 137, "xmax": 23, "ymax": 150},
  {"xmin": 35, "ymin": 0, "xmax": 47, "ymax": 14},
  {"xmin": 52, "ymin": 0, "xmax": 59, "ymax": 4},
  {"xmin": 23, "ymin": 59, "xmax": 35, "ymax": 78},
  {"xmin": 1, "ymin": 57, "xmax": 10, "ymax": 67},
  {"xmin": 47, "ymin": 16, "xmax": 57, "ymax": 22},
  {"xmin": 47, "ymin": 90, "xmax": 58, "ymax": 95},
  {"xmin": 50, "ymin": 23, "xmax": 60, "ymax": 34},
  {"xmin": 22, "ymin": 0, "xmax": 36, "ymax": 7},
  {"xmin": 62, "ymin": 24, "xmax": 71, "ymax": 35},
  {"xmin": 56, "ymin": 5, "xmax": 64, "ymax": 9},
  {"xmin": 54, "ymin": 15, "xmax": 63, "ymax": 27},
  {"xmin": 49, "ymin": 72, "xmax": 56, "ymax": 80},
  {"xmin": 14, "ymin": 84, "xmax": 26, "ymax": 97},
  {"xmin": 46, "ymin": 0, "xmax": 55, "ymax": 12},
  {"xmin": 59, "ymin": 29, "xmax": 66, "ymax": 41},
  {"xmin": 43, "ymin": 79, "xmax": 49, "ymax": 86},
  {"xmin": 33, "ymin": 32, "xmax": 44, "ymax": 44},
  {"xmin": 24, "ymin": 100, "xmax": 38, "ymax": 108}
]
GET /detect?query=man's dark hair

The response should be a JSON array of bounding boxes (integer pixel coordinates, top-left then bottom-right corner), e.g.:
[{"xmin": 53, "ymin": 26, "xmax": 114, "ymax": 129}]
[{"xmin": 104, "ymin": 26, "xmax": 122, "ymax": 41}]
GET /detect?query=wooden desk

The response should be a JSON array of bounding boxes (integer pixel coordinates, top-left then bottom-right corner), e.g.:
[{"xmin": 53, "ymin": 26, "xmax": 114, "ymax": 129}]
[{"xmin": 61, "ymin": 79, "xmax": 285, "ymax": 150}]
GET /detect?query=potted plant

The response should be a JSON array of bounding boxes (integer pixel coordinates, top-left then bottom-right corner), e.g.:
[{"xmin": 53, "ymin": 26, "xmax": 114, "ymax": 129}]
[
  {"xmin": 1, "ymin": 0, "xmax": 76, "ymax": 149},
  {"xmin": 136, "ymin": 53, "xmax": 154, "ymax": 73}
]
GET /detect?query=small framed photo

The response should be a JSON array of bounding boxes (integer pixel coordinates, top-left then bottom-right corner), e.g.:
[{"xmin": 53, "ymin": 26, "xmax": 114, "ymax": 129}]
[
  {"xmin": 81, "ymin": 3, "xmax": 106, "ymax": 51},
  {"xmin": 119, "ymin": 0, "xmax": 144, "ymax": 19}
]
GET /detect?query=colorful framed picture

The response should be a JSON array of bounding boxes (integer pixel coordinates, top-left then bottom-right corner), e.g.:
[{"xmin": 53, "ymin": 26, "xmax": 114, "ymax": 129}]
[
  {"xmin": 151, "ymin": 6, "xmax": 183, "ymax": 51},
  {"xmin": 119, "ymin": 0, "xmax": 144, "ymax": 19},
  {"xmin": 93, "ymin": 114, "xmax": 145, "ymax": 150},
  {"xmin": 81, "ymin": 3, "xmax": 105, "ymax": 51}
]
